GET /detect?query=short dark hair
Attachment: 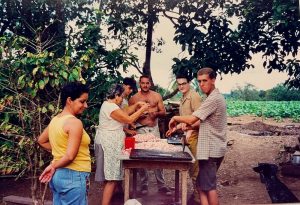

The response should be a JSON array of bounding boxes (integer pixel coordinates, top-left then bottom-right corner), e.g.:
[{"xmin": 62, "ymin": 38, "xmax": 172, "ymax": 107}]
[
  {"xmin": 176, "ymin": 74, "xmax": 192, "ymax": 82},
  {"xmin": 139, "ymin": 75, "xmax": 150, "ymax": 82},
  {"xmin": 123, "ymin": 77, "xmax": 137, "ymax": 92},
  {"xmin": 61, "ymin": 82, "xmax": 89, "ymax": 108},
  {"xmin": 197, "ymin": 67, "xmax": 217, "ymax": 79},
  {"xmin": 106, "ymin": 84, "xmax": 124, "ymax": 100}
]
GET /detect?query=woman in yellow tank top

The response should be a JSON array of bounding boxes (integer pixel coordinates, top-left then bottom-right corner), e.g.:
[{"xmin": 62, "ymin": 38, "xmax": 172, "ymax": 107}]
[{"xmin": 38, "ymin": 82, "xmax": 91, "ymax": 205}]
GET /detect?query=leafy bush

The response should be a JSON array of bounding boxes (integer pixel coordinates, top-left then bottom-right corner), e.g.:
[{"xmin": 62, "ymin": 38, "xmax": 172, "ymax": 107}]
[{"xmin": 227, "ymin": 100, "xmax": 300, "ymax": 121}]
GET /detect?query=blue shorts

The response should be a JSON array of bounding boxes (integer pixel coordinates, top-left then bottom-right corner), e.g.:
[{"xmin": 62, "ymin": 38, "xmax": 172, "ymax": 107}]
[{"xmin": 50, "ymin": 168, "xmax": 90, "ymax": 205}]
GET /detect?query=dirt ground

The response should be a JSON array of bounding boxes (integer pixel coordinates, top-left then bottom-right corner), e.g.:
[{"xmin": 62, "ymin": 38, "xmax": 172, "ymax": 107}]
[{"xmin": 1, "ymin": 115, "xmax": 300, "ymax": 205}]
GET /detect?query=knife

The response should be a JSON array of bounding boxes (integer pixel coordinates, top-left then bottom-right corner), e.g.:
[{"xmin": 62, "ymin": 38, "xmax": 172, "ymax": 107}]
[
  {"xmin": 128, "ymin": 124, "xmax": 147, "ymax": 131},
  {"xmin": 135, "ymin": 124, "xmax": 147, "ymax": 130}
]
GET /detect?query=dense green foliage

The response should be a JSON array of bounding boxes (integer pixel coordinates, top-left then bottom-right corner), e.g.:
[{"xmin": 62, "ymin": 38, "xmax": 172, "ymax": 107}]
[
  {"xmin": 102, "ymin": 0, "xmax": 180, "ymax": 85},
  {"xmin": 171, "ymin": 0, "xmax": 300, "ymax": 89},
  {"xmin": 0, "ymin": 0, "xmax": 299, "ymax": 202},
  {"xmin": 228, "ymin": 83, "xmax": 300, "ymax": 101},
  {"xmin": 0, "ymin": 1, "xmax": 137, "ymax": 202},
  {"xmin": 228, "ymin": 84, "xmax": 262, "ymax": 101},
  {"xmin": 0, "ymin": 0, "xmax": 96, "ymax": 56},
  {"xmin": 227, "ymin": 100, "xmax": 300, "ymax": 122},
  {"xmin": 0, "ymin": 9, "xmax": 125, "ymax": 174},
  {"xmin": 103, "ymin": 0, "xmax": 300, "ymax": 90},
  {"xmin": 265, "ymin": 84, "xmax": 300, "ymax": 101}
]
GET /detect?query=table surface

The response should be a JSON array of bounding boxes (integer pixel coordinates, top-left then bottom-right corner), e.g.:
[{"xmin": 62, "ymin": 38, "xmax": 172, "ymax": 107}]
[{"xmin": 119, "ymin": 139, "xmax": 195, "ymax": 163}]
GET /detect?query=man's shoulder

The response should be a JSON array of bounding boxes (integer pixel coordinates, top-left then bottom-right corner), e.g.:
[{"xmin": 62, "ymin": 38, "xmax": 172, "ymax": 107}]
[
  {"xmin": 189, "ymin": 89, "xmax": 199, "ymax": 95},
  {"xmin": 189, "ymin": 89, "xmax": 201, "ymax": 98},
  {"xmin": 207, "ymin": 89, "xmax": 226, "ymax": 104},
  {"xmin": 130, "ymin": 90, "xmax": 162, "ymax": 100},
  {"xmin": 150, "ymin": 90, "xmax": 163, "ymax": 101},
  {"xmin": 129, "ymin": 92, "xmax": 140, "ymax": 104},
  {"xmin": 131, "ymin": 92, "xmax": 140, "ymax": 98},
  {"xmin": 211, "ymin": 88, "xmax": 224, "ymax": 98},
  {"xmin": 150, "ymin": 90, "xmax": 161, "ymax": 96}
]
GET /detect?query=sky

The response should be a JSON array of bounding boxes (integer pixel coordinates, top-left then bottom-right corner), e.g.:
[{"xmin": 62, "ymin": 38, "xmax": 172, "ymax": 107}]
[{"xmin": 123, "ymin": 16, "xmax": 291, "ymax": 94}]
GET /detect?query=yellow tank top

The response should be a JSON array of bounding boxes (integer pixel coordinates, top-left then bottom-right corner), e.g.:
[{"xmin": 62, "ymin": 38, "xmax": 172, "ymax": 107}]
[{"xmin": 49, "ymin": 115, "xmax": 91, "ymax": 172}]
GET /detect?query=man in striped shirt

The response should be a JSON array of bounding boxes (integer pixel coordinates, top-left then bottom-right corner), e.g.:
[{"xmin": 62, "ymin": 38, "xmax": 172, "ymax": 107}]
[{"xmin": 167, "ymin": 67, "xmax": 227, "ymax": 205}]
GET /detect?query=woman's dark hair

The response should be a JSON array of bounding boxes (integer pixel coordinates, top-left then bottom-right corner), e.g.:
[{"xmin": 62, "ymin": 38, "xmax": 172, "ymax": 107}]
[
  {"xmin": 123, "ymin": 77, "xmax": 137, "ymax": 93},
  {"xmin": 106, "ymin": 84, "xmax": 124, "ymax": 100},
  {"xmin": 61, "ymin": 82, "xmax": 89, "ymax": 108}
]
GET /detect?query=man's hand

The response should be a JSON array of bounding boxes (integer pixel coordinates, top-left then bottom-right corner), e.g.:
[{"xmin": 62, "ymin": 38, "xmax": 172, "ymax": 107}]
[
  {"xmin": 181, "ymin": 123, "xmax": 187, "ymax": 131},
  {"xmin": 39, "ymin": 164, "xmax": 56, "ymax": 183},
  {"xmin": 168, "ymin": 116, "xmax": 178, "ymax": 130},
  {"xmin": 140, "ymin": 103, "xmax": 150, "ymax": 112},
  {"xmin": 166, "ymin": 127, "xmax": 177, "ymax": 137},
  {"xmin": 166, "ymin": 122, "xmax": 186, "ymax": 137},
  {"xmin": 181, "ymin": 123, "xmax": 193, "ymax": 131}
]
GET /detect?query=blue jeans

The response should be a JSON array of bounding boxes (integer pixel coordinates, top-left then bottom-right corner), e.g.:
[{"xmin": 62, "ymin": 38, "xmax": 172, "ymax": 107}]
[{"xmin": 50, "ymin": 168, "xmax": 90, "ymax": 205}]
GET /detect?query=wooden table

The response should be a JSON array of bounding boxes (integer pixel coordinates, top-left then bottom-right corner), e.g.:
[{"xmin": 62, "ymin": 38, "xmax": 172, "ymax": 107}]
[{"xmin": 121, "ymin": 147, "xmax": 194, "ymax": 205}]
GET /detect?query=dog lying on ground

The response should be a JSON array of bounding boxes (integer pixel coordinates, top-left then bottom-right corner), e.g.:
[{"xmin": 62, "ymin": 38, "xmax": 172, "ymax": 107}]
[{"xmin": 253, "ymin": 163, "xmax": 299, "ymax": 203}]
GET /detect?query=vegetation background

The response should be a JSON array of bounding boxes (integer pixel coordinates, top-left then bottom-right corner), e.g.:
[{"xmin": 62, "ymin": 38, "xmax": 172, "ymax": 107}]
[{"xmin": 0, "ymin": 0, "xmax": 299, "ymax": 204}]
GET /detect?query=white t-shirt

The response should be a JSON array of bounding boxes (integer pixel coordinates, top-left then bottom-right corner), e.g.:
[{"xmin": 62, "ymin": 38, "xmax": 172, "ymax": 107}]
[
  {"xmin": 98, "ymin": 101, "xmax": 124, "ymax": 131},
  {"xmin": 121, "ymin": 98, "xmax": 128, "ymax": 109}
]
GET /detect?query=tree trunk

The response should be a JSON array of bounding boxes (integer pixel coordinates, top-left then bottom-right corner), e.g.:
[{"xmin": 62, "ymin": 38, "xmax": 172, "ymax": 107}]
[
  {"xmin": 52, "ymin": 0, "xmax": 66, "ymax": 57},
  {"xmin": 21, "ymin": 0, "xmax": 34, "ymax": 52},
  {"xmin": 162, "ymin": 88, "xmax": 179, "ymax": 101},
  {"xmin": 143, "ymin": 0, "xmax": 155, "ymax": 86}
]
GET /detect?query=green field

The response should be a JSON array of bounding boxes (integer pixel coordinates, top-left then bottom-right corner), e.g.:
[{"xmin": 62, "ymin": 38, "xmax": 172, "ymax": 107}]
[{"xmin": 226, "ymin": 101, "xmax": 300, "ymax": 122}]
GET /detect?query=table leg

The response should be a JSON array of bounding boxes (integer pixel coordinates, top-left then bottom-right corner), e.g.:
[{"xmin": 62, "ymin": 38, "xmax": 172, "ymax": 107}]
[
  {"xmin": 132, "ymin": 168, "xmax": 137, "ymax": 198},
  {"xmin": 175, "ymin": 170, "xmax": 180, "ymax": 203},
  {"xmin": 181, "ymin": 170, "xmax": 188, "ymax": 205},
  {"xmin": 124, "ymin": 168, "xmax": 130, "ymax": 202}
]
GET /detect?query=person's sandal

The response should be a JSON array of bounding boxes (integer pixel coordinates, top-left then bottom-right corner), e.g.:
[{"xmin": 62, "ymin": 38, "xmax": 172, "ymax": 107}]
[{"xmin": 158, "ymin": 186, "xmax": 172, "ymax": 196}]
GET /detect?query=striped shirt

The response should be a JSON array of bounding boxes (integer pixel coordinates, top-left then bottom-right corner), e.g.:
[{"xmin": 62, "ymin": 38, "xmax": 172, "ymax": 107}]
[{"xmin": 192, "ymin": 88, "xmax": 227, "ymax": 160}]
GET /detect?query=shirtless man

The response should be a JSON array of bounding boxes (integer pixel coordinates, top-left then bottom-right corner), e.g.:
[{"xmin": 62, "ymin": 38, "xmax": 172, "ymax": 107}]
[{"xmin": 129, "ymin": 75, "xmax": 171, "ymax": 196}]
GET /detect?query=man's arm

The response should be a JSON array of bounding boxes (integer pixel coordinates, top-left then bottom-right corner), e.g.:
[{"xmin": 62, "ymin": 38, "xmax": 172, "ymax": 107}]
[
  {"xmin": 190, "ymin": 120, "xmax": 200, "ymax": 130},
  {"xmin": 169, "ymin": 115, "xmax": 199, "ymax": 129},
  {"xmin": 152, "ymin": 93, "xmax": 166, "ymax": 118},
  {"xmin": 182, "ymin": 120, "xmax": 200, "ymax": 131},
  {"xmin": 166, "ymin": 115, "xmax": 199, "ymax": 136}
]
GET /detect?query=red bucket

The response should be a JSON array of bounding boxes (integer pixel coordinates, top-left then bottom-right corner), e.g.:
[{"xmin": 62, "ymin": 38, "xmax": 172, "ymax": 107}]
[{"xmin": 125, "ymin": 137, "xmax": 135, "ymax": 150}]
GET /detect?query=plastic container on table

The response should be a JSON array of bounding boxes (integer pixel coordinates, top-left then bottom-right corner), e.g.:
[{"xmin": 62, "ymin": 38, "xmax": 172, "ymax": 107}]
[{"xmin": 125, "ymin": 137, "xmax": 135, "ymax": 150}]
